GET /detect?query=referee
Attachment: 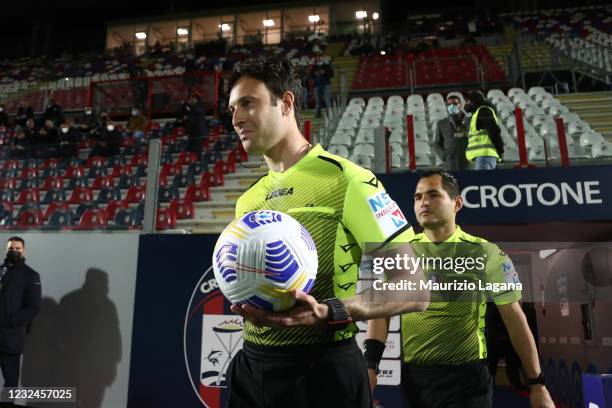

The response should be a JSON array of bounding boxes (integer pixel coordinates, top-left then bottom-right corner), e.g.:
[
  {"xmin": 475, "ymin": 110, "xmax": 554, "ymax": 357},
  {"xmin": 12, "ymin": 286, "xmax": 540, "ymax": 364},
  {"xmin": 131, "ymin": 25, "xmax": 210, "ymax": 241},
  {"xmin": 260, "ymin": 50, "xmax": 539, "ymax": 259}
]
[
  {"xmin": 365, "ymin": 171, "xmax": 554, "ymax": 408},
  {"xmin": 225, "ymin": 56, "xmax": 430, "ymax": 408}
]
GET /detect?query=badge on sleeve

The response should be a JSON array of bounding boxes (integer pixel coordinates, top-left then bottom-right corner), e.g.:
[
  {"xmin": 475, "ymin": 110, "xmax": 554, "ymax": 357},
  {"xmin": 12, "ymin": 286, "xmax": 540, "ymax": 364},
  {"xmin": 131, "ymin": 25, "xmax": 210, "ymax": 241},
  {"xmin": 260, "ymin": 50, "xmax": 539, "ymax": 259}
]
[{"xmin": 367, "ymin": 191, "xmax": 408, "ymax": 237}]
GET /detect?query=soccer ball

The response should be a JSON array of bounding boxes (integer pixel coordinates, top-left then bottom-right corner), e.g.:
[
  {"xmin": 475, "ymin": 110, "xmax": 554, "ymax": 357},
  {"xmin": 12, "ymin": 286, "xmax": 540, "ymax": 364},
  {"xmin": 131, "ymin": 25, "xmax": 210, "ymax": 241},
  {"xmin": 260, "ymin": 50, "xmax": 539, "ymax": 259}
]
[{"xmin": 212, "ymin": 210, "xmax": 318, "ymax": 312}]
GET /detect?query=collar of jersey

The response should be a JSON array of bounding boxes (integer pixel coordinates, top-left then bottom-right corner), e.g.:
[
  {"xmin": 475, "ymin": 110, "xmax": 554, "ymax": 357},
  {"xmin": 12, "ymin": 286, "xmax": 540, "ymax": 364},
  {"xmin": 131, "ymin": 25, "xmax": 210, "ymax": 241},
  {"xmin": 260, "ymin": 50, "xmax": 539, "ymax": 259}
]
[
  {"xmin": 268, "ymin": 143, "xmax": 324, "ymax": 179},
  {"xmin": 419, "ymin": 225, "xmax": 464, "ymax": 243}
]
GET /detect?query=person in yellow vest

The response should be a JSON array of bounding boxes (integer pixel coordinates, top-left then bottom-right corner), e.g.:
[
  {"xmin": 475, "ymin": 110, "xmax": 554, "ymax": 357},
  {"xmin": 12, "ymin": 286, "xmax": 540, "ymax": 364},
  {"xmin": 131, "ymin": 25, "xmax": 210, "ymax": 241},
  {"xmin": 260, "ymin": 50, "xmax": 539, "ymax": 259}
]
[
  {"xmin": 464, "ymin": 91, "xmax": 504, "ymax": 170},
  {"xmin": 365, "ymin": 171, "xmax": 555, "ymax": 408}
]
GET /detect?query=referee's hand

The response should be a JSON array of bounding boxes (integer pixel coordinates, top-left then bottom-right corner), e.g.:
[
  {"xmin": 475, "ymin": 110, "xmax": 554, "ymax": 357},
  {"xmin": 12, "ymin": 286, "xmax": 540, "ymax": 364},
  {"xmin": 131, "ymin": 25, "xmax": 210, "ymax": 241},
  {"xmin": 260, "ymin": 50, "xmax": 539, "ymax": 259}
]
[
  {"xmin": 230, "ymin": 290, "xmax": 329, "ymax": 328},
  {"xmin": 367, "ymin": 368, "xmax": 377, "ymax": 394},
  {"xmin": 529, "ymin": 385, "xmax": 555, "ymax": 408}
]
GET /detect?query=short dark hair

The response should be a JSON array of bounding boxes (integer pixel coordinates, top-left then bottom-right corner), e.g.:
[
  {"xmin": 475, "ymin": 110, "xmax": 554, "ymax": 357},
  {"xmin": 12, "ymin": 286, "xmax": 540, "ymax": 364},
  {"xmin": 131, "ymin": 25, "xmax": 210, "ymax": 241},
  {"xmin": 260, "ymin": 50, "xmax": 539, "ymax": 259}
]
[
  {"xmin": 419, "ymin": 170, "xmax": 461, "ymax": 198},
  {"xmin": 226, "ymin": 56, "xmax": 302, "ymax": 125},
  {"xmin": 7, "ymin": 236, "xmax": 25, "ymax": 246}
]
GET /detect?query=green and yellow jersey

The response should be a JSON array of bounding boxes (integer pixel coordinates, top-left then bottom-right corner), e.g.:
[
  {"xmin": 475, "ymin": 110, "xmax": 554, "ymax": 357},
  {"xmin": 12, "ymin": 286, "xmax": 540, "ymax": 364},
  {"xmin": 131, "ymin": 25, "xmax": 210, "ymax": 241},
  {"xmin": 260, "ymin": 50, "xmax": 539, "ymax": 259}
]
[
  {"xmin": 236, "ymin": 144, "xmax": 415, "ymax": 346},
  {"xmin": 402, "ymin": 226, "xmax": 522, "ymax": 365}
]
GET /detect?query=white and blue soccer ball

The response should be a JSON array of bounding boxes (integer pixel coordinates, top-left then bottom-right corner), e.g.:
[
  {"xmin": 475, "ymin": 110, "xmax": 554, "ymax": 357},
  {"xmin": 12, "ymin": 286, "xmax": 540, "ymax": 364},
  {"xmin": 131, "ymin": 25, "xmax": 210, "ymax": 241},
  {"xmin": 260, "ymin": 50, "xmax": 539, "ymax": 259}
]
[{"xmin": 212, "ymin": 210, "xmax": 318, "ymax": 312}]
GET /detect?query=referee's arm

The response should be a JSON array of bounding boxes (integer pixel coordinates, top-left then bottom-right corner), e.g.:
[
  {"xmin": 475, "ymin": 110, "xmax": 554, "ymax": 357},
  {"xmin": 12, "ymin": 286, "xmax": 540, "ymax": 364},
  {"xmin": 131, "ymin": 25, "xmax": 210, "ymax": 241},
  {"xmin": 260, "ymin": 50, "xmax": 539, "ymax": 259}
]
[
  {"xmin": 344, "ymin": 242, "xmax": 430, "ymax": 321},
  {"xmin": 497, "ymin": 302, "xmax": 555, "ymax": 408}
]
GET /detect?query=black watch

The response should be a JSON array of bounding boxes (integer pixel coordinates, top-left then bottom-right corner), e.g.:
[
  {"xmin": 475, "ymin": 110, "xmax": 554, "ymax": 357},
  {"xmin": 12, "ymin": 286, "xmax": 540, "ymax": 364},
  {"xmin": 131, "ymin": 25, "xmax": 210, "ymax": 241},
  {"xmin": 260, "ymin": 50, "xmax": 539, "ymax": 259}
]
[
  {"xmin": 527, "ymin": 373, "xmax": 545, "ymax": 386},
  {"xmin": 322, "ymin": 298, "xmax": 352, "ymax": 330}
]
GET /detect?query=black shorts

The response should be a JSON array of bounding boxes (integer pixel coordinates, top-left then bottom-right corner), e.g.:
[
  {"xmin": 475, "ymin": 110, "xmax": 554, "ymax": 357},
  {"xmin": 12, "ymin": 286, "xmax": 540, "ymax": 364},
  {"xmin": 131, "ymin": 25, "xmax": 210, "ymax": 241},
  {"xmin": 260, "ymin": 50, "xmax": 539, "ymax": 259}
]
[
  {"xmin": 401, "ymin": 361, "xmax": 493, "ymax": 408},
  {"xmin": 225, "ymin": 338, "xmax": 371, "ymax": 408}
]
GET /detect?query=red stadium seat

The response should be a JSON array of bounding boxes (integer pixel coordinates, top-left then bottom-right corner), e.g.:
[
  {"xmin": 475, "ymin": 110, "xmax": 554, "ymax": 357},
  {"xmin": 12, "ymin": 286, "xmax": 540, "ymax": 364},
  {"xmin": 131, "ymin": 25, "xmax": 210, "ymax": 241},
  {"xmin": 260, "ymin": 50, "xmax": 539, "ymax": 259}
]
[
  {"xmin": 41, "ymin": 158, "xmax": 61, "ymax": 169},
  {"xmin": 1, "ymin": 160, "xmax": 20, "ymax": 171},
  {"xmin": 170, "ymin": 200, "xmax": 195, "ymax": 220},
  {"xmin": 16, "ymin": 209, "xmax": 42, "ymax": 229},
  {"xmin": 63, "ymin": 165, "xmax": 85, "ymax": 179},
  {"xmin": 20, "ymin": 167, "xmax": 39, "ymax": 179},
  {"xmin": 104, "ymin": 200, "xmax": 129, "ymax": 220},
  {"xmin": 130, "ymin": 154, "xmax": 148, "ymax": 167},
  {"xmin": 43, "ymin": 202, "xmax": 70, "ymax": 222},
  {"xmin": 155, "ymin": 207, "xmax": 177, "ymax": 230},
  {"xmin": 42, "ymin": 176, "xmax": 64, "ymax": 190},
  {"xmin": 86, "ymin": 156, "xmax": 107, "ymax": 168},
  {"xmin": 68, "ymin": 187, "xmax": 94, "ymax": 204},
  {"xmin": 109, "ymin": 164, "xmax": 132, "ymax": 178},
  {"xmin": 177, "ymin": 152, "xmax": 198, "ymax": 166},
  {"xmin": 184, "ymin": 183, "xmax": 210, "ymax": 203},
  {"xmin": 125, "ymin": 186, "xmax": 146, "ymax": 204},
  {"xmin": 91, "ymin": 175, "xmax": 115, "ymax": 189},
  {"xmin": 13, "ymin": 188, "xmax": 40, "ymax": 205},
  {"xmin": 73, "ymin": 209, "xmax": 107, "ymax": 230}
]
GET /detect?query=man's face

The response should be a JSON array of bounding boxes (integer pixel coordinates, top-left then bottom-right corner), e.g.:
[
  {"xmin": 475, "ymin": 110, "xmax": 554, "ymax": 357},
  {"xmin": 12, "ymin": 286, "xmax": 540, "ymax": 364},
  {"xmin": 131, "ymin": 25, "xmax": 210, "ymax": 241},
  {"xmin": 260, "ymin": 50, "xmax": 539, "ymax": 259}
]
[
  {"xmin": 447, "ymin": 97, "xmax": 462, "ymax": 113},
  {"xmin": 228, "ymin": 76, "xmax": 285, "ymax": 154},
  {"xmin": 413, "ymin": 176, "xmax": 461, "ymax": 230},
  {"xmin": 6, "ymin": 240, "xmax": 25, "ymax": 257}
]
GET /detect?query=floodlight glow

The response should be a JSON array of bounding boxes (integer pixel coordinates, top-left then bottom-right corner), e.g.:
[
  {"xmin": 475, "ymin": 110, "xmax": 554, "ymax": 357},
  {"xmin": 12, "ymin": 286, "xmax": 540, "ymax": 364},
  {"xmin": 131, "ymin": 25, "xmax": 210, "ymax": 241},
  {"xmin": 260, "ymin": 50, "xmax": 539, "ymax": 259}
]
[
  {"xmin": 355, "ymin": 11, "xmax": 367, "ymax": 19},
  {"xmin": 220, "ymin": 24, "xmax": 231, "ymax": 31},
  {"xmin": 308, "ymin": 15, "xmax": 320, "ymax": 23},
  {"xmin": 263, "ymin": 19, "xmax": 275, "ymax": 27},
  {"xmin": 372, "ymin": 12, "xmax": 380, "ymax": 20},
  {"xmin": 177, "ymin": 28, "xmax": 189, "ymax": 36},
  {"xmin": 135, "ymin": 32, "xmax": 147, "ymax": 40}
]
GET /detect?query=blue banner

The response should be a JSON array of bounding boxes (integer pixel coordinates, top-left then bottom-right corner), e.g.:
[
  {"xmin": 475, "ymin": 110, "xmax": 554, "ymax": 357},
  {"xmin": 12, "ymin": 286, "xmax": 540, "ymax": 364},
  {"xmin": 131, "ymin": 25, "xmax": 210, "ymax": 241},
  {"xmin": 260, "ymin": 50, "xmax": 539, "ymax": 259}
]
[{"xmin": 379, "ymin": 165, "xmax": 612, "ymax": 225}]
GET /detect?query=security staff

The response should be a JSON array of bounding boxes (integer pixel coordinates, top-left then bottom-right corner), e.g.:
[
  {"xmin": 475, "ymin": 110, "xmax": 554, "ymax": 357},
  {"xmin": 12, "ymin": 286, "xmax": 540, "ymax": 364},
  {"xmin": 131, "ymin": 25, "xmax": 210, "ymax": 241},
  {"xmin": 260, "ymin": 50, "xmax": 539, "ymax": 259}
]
[
  {"xmin": 464, "ymin": 91, "xmax": 504, "ymax": 170},
  {"xmin": 0, "ymin": 237, "xmax": 41, "ymax": 388}
]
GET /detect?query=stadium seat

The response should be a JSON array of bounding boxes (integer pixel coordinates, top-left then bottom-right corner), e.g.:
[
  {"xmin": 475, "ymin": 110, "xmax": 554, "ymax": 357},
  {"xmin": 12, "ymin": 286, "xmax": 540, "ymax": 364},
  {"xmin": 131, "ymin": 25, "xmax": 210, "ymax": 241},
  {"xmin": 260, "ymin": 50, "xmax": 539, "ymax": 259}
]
[
  {"xmin": 75, "ymin": 203, "xmax": 98, "ymax": 220},
  {"xmin": 68, "ymin": 187, "xmax": 94, "ymax": 204},
  {"xmin": 18, "ymin": 178, "xmax": 41, "ymax": 190},
  {"xmin": 184, "ymin": 183, "xmax": 209, "ymax": 203},
  {"xmin": 41, "ymin": 188, "xmax": 67, "ymax": 205},
  {"xmin": 170, "ymin": 200, "xmax": 194, "ymax": 220},
  {"xmin": 172, "ymin": 174, "xmax": 195, "ymax": 189},
  {"xmin": 44, "ymin": 209, "xmax": 75, "ymax": 230},
  {"xmin": 155, "ymin": 207, "xmax": 177, "ymax": 230},
  {"xmin": 328, "ymin": 145, "xmax": 349, "ymax": 157},
  {"xmin": 91, "ymin": 175, "xmax": 115, "ymax": 189},
  {"xmin": 15, "ymin": 209, "xmax": 43, "ymax": 229},
  {"xmin": 107, "ymin": 208, "xmax": 138, "ymax": 230},
  {"xmin": 14, "ymin": 188, "xmax": 40, "ymax": 205},
  {"xmin": 42, "ymin": 176, "xmax": 64, "ymax": 190},
  {"xmin": 158, "ymin": 185, "xmax": 180, "ymax": 203},
  {"xmin": 63, "ymin": 165, "xmax": 85, "ymax": 179},
  {"xmin": 125, "ymin": 186, "xmax": 146, "ymax": 204},
  {"xmin": 87, "ymin": 165, "xmax": 107, "ymax": 179},
  {"xmin": 96, "ymin": 187, "xmax": 122, "ymax": 204},
  {"xmin": 117, "ymin": 174, "xmax": 141, "ymax": 189},
  {"xmin": 73, "ymin": 208, "xmax": 107, "ymax": 230},
  {"xmin": 0, "ymin": 203, "xmax": 13, "ymax": 227},
  {"xmin": 591, "ymin": 141, "xmax": 612, "ymax": 159}
]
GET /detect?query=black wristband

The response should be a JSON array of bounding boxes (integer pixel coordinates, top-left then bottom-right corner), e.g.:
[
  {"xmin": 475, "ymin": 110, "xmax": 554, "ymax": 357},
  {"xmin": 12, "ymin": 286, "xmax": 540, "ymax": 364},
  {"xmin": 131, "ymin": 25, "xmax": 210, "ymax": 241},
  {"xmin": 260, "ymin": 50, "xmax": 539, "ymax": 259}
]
[{"xmin": 363, "ymin": 339, "xmax": 385, "ymax": 367}]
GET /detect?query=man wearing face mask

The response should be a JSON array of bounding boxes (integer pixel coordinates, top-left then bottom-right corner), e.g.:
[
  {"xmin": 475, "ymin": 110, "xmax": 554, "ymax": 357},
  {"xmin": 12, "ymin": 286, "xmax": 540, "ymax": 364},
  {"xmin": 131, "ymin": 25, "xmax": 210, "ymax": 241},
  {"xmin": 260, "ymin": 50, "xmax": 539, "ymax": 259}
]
[
  {"xmin": 463, "ymin": 91, "xmax": 504, "ymax": 170},
  {"xmin": 58, "ymin": 120, "xmax": 80, "ymax": 161},
  {"xmin": 0, "ymin": 237, "xmax": 41, "ymax": 389},
  {"xmin": 89, "ymin": 120, "xmax": 121, "ymax": 158},
  {"xmin": 433, "ymin": 93, "xmax": 469, "ymax": 171}
]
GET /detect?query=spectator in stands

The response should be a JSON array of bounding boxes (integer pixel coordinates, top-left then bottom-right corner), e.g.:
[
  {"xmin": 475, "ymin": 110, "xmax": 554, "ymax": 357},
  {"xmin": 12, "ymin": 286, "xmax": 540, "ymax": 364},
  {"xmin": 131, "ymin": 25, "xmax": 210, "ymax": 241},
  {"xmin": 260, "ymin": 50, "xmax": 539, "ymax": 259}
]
[
  {"xmin": 464, "ymin": 91, "xmax": 503, "ymax": 170},
  {"xmin": 42, "ymin": 98, "xmax": 63, "ymax": 127},
  {"xmin": 0, "ymin": 237, "xmax": 41, "ymax": 391},
  {"xmin": 301, "ymin": 67, "xmax": 314, "ymax": 110},
  {"xmin": 58, "ymin": 119, "xmax": 79, "ymax": 161},
  {"xmin": 24, "ymin": 118, "xmax": 38, "ymax": 142},
  {"xmin": 433, "ymin": 92, "xmax": 469, "ymax": 171},
  {"xmin": 16, "ymin": 104, "xmax": 34, "ymax": 128},
  {"xmin": 0, "ymin": 104, "xmax": 9, "ymax": 127},
  {"xmin": 187, "ymin": 94, "xmax": 209, "ymax": 158},
  {"xmin": 314, "ymin": 62, "xmax": 333, "ymax": 118},
  {"xmin": 9, "ymin": 128, "xmax": 31, "ymax": 159},
  {"xmin": 36, "ymin": 119, "xmax": 59, "ymax": 159},
  {"xmin": 89, "ymin": 121, "xmax": 121, "ymax": 158},
  {"xmin": 176, "ymin": 99, "xmax": 191, "ymax": 129},
  {"xmin": 126, "ymin": 107, "xmax": 148, "ymax": 142},
  {"xmin": 79, "ymin": 107, "xmax": 100, "ymax": 135}
]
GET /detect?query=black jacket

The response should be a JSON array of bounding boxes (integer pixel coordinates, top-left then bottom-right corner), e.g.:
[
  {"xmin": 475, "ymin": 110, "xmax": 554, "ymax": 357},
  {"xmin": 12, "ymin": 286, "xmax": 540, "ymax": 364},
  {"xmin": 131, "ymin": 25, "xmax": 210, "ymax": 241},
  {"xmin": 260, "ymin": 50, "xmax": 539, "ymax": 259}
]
[
  {"xmin": 0, "ymin": 260, "xmax": 41, "ymax": 354},
  {"xmin": 434, "ymin": 115, "xmax": 469, "ymax": 171},
  {"xmin": 474, "ymin": 106, "xmax": 504, "ymax": 156}
]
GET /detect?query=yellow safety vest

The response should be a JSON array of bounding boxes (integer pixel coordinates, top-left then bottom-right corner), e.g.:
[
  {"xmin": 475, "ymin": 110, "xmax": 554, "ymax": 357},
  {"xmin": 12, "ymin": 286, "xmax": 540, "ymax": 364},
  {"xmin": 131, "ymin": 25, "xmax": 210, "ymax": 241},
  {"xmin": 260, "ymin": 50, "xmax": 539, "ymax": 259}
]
[{"xmin": 466, "ymin": 106, "xmax": 500, "ymax": 161}]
